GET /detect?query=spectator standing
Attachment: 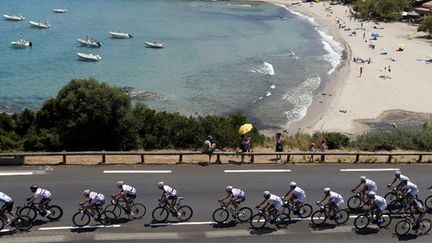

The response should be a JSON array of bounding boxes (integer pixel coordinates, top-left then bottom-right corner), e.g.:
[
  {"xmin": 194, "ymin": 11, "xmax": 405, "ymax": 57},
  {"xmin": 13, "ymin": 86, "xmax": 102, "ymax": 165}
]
[
  {"xmin": 309, "ymin": 143, "xmax": 317, "ymax": 162},
  {"xmin": 202, "ymin": 135, "xmax": 216, "ymax": 162},
  {"xmin": 240, "ymin": 135, "xmax": 251, "ymax": 163},
  {"xmin": 275, "ymin": 132, "xmax": 284, "ymax": 161}
]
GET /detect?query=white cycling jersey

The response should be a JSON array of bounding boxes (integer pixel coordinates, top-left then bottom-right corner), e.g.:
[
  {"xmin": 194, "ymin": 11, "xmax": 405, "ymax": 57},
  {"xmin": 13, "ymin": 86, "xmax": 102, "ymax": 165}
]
[
  {"xmin": 292, "ymin": 187, "xmax": 306, "ymax": 203},
  {"xmin": 364, "ymin": 179, "xmax": 377, "ymax": 192},
  {"xmin": 373, "ymin": 195, "xmax": 387, "ymax": 211},
  {"xmin": 89, "ymin": 191, "xmax": 105, "ymax": 203},
  {"xmin": 397, "ymin": 175, "xmax": 409, "ymax": 183},
  {"xmin": 329, "ymin": 191, "xmax": 344, "ymax": 207},
  {"xmin": 163, "ymin": 185, "xmax": 177, "ymax": 197},
  {"xmin": 0, "ymin": 192, "xmax": 12, "ymax": 203},
  {"xmin": 405, "ymin": 181, "xmax": 418, "ymax": 196},
  {"xmin": 231, "ymin": 188, "xmax": 245, "ymax": 198},
  {"xmin": 35, "ymin": 188, "xmax": 51, "ymax": 199},
  {"xmin": 121, "ymin": 184, "xmax": 136, "ymax": 195},
  {"xmin": 268, "ymin": 194, "xmax": 283, "ymax": 210}
]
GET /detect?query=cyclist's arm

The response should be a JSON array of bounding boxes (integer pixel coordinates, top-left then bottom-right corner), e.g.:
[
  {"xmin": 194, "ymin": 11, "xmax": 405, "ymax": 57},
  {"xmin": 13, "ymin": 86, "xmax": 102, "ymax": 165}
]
[
  {"xmin": 220, "ymin": 193, "xmax": 230, "ymax": 201},
  {"xmin": 283, "ymin": 189, "xmax": 293, "ymax": 199},
  {"xmin": 257, "ymin": 199, "xmax": 267, "ymax": 208},
  {"xmin": 389, "ymin": 178, "xmax": 397, "ymax": 186},
  {"xmin": 80, "ymin": 198, "xmax": 90, "ymax": 205},
  {"xmin": 318, "ymin": 195, "xmax": 328, "ymax": 204},
  {"xmin": 352, "ymin": 183, "xmax": 362, "ymax": 191},
  {"xmin": 112, "ymin": 191, "xmax": 122, "ymax": 199},
  {"xmin": 27, "ymin": 195, "xmax": 37, "ymax": 203}
]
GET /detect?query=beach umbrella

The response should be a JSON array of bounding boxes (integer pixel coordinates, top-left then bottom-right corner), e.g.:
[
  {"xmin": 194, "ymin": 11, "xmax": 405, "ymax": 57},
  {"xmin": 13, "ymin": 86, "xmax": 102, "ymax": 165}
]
[
  {"xmin": 238, "ymin": 123, "xmax": 253, "ymax": 135},
  {"xmin": 398, "ymin": 43, "xmax": 405, "ymax": 48},
  {"xmin": 426, "ymin": 54, "xmax": 432, "ymax": 59}
]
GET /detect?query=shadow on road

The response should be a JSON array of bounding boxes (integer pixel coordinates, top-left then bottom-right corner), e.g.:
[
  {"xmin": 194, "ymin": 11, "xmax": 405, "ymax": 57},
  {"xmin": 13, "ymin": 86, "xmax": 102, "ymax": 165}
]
[
  {"xmin": 212, "ymin": 221, "xmax": 237, "ymax": 229},
  {"xmin": 309, "ymin": 223, "xmax": 336, "ymax": 231},
  {"xmin": 0, "ymin": 230, "xmax": 18, "ymax": 237},
  {"xmin": 249, "ymin": 227, "xmax": 277, "ymax": 235},
  {"xmin": 354, "ymin": 227, "xmax": 379, "ymax": 235},
  {"xmin": 112, "ymin": 218, "xmax": 129, "ymax": 224},
  {"xmin": 395, "ymin": 233, "xmax": 418, "ymax": 241},
  {"xmin": 32, "ymin": 219, "xmax": 51, "ymax": 226},
  {"xmin": 70, "ymin": 227, "xmax": 98, "ymax": 233}
]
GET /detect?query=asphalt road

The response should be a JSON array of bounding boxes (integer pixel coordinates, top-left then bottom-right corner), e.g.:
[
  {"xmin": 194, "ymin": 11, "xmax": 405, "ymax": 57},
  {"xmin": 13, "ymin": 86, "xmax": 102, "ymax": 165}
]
[{"xmin": 1, "ymin": 163, "xmax": 432, "ymax": 242}]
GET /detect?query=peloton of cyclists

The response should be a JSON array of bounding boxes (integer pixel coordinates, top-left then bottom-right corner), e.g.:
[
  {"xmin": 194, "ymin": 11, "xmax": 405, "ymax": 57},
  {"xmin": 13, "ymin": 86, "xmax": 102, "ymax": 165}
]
[
  {"xmin": 257, "ymin": 191, "xmax": 284, "ymax": 224},
  {"xmin": 283, "ymin": 181, "xmax": 306, "ymax": 214},
  {"xmin": 158, "ymin": 182, "xmax": 181, "ymax": 218},
  {"xmin": 28, "ymin": 185, "xmax": 52, "ymax": 216},
  {"xmin": 388, "ymin": 171, "xmax": 410, "ymax": 191},
  {"xmin": 364, "ymin": 191, "xmax": 387, "ymax": 225},
  {"xmin": 0, "ymin": 191, "xmax": 16, "ymax": 226},
  {"xmin": 219, "ymin": 186, "xmax": 245, "ymax": 217},
  {"xmin": 352, "ymin": 176, "xmax": 377, "ymax": 199},
  {"xmin": 112, "ymin": 181, "xmax": 137, "ymax": 217},
  {"xmin": 80, "ymin": 190, "xmax": 105, "ymax": 219},
  {"xmin": 317, "ymin": 188, "xmax": 344, "ymax": 219}
]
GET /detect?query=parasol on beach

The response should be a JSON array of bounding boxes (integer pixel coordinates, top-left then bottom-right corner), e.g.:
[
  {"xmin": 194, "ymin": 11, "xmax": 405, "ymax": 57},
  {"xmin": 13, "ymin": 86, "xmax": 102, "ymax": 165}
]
[
  {"xmin": 426, "ymin": 54, "xmax": 432, "ymax": 60},
  {"xmin": 238, "ymin": 123, "xmax": 253, "ymax": 135},
  {"xmin": 398, "ymin": 43, "xmax": 405, "ymax": 49}
]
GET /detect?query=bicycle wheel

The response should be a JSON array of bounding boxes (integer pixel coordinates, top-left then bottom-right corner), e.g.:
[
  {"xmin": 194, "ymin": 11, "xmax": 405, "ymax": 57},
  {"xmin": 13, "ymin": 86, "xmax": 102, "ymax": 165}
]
[
  {"xmin": 379, "ymin": 213, "xmax": 392, "ymax": 228},
  {"xmin": 388, "ymin": 201, "xmax": 403, "ymax": 214},
  {"xmin": 250, "ymin": 213, "xmax": 266, "ymax": 229},
  {"xmin": 212, "ymin": 208, "xmax": 229, "ymax": 223},
  {"xmin": 276, "ymin": 212, "xmax": 291, "ymax": 228},
  {"xmin": 311, "ymin": 210, "xmax": 327, "ymax": 226},
  {"xmin": 298, "ymin": 204, "xmax": 313, "ymax": 218},
  {"xmin": 46, "ymin": 205, "xmax": 63, "ymax": 220},
  {"xmin": 335, "ymin": 209, "xmax": 349, "ymax": 224},
  {"xmin": 347, "ymin": 195, "xmax": 362, "ymax": 210},
  {"xmin": 384, "ymin": 191, "xmax": 398, "ymax": 202},
  {"xmin": 178, "ymin": 205, "xmax": 193, "ymax": 221},
  {"xmin": 424, "ymin": 195, "xmax": 432, "ymax": 210},
  {"xmin": 0, "ymin": 218, "xmax": 4, "ymax": 231},
  {"xmin": 281, "ymin": 205, "xmax": 291, "ymax": 216},
  {"xmin": 237, "ymin": 207, "xmax": 253, "ymax": 223},
  {"xmin": 14, "ymin": 216, "xmax": 32, "ymax": 231},
  {"xmin": 104, "ymin": 204, "xmax": 122, "ymax": 218},
  {"xmin": 72, "ymin": 211, "xmax": 91, "ymax": 227},
  {"xmin": 99, "ymin": 210, "xmax": 116, "ymax": 225},
  {"xmin": 420, "ymin": 219, "xmax": 432, "ymax": 234},
  {"xmin": 151, "ymin": 206, "xmax": 169, "ymax": 223},
  {"xmin": 354, "ymin": 214, "xmax": 370, "ymax": 230},
  {"xmin": 130, "ymin": 203, "xmax": 146, "ymax": 219},
  {"xmin": 395, "ymin": 219, "xmax": 411, "ymax": 236},
  {"xmin": 19, "ymin": 206, "xmax": 37, "ymax": 221}
]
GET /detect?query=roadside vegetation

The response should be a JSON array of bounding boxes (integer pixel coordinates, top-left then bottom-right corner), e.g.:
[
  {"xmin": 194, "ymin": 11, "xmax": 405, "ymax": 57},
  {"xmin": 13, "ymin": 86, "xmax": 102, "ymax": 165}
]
[{"xmin": 418, "ymin": 16, "xmax": 432, "ymax": 36}]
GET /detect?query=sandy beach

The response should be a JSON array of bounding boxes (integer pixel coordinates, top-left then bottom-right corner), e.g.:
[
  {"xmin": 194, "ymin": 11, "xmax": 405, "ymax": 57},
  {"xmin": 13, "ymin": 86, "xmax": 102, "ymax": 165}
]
[{"xmin": 257, "ymin": 0, "xmax": 432, "ymax": 135}]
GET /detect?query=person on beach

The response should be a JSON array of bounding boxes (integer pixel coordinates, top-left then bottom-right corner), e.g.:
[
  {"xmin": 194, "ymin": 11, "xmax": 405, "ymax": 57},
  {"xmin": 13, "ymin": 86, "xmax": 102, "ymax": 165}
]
[
  {"xmin": 240, "ymin": 135, "xmax": 251, "ymax": 163},
  {"xmin": 202, "ymin": 135, "xmax": 216, "ymax": 162},
  {"xmin": 359, "ymin": 67, "xmax": 363, "ymax": 77},
  {"xmin": 275, "ymin": 132, "xmax": 284, "ymax": 161}
]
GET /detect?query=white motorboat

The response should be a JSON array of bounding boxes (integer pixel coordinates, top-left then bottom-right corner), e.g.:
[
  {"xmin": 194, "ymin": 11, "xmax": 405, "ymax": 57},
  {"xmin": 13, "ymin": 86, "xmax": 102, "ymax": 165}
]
[
  {"xmin": 109, "ymin": 31, "xmax": 133, "ymax": 39},
  {"xmin": 11, "ymin": 39, "xmax": 32, "ymax": 48},
  {"xmin": 29, "ymin": 20, "xmax": 51, "ymax": 28},
  {"xmin": 144, "ymin": 42, "xmax": 164, "ymax": 49},
  {"xmin": 53, "ymin": 9, "xmax": 67, "ymax": 13},
  {"xmin": 77, "ymin": 37, "xmax": 102, "ymax": 48},
  {"xmin": 3, "ymin": 14, "xmax": 25, "ymax": 21},
  {"xmin": 77, "ymin": 52, "xmax": 101, "ymax": 61}
]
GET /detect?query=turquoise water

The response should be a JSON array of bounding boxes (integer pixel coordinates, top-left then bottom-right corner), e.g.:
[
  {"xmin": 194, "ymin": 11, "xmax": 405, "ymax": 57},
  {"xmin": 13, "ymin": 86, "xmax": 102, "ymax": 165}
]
[{"xmin": 0, "ymin": 0, "xmax": 340, "ymax": 129}]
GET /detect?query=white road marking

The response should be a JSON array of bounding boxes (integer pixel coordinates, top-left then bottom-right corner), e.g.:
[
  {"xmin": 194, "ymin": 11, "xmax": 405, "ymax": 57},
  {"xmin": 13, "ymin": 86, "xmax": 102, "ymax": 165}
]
[
  {"xmin": 0, "ymin": 229, "xmax": 12, "ymax": 232},
  {"xmin": 0, "ymin": 172, "xmax": 34, "ymax": 176},
  {"xmin": 0, "ymin": 236, "xmax": 66, "ymax": 243},
  {"xmin": 310, "ymin": 225, "xmax": 353, "ymax": 233},
  {"xmin": 95, "ymin": 232, "xmax": 180, "ymax": 241},
  {"xmin": 150, "ymin": 221, "xmax": 215, "ymax": 227},
  {"xmin": 103, "ymin": 170, "xmax": 172, "ymax": 174},
  {"xmin": 38, "ymin": 224, "xmax": 121, "ymax": 231},
  {"xmin": 205, "ymin": 229, "xmax": 251, "ymax": 238},
  {"xmin": 224, "ymin": 169, "xmax": 291, "ymax": 173},
  {"xmin": 340, "ymin": 168, "xmax": 400, "ymax": 172}
]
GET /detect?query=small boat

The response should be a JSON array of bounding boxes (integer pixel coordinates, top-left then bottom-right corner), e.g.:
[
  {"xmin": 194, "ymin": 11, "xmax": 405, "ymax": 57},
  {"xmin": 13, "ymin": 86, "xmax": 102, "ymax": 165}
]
[
  {"xmin": 109, "ymin": 31, "xmax": 133, "ymax": 39},
  {"xmin": 11, "ymin": 39, "xmax": 32, "ymax": 48},
  {"xmin": 3, "ymin": 14, "xmax": 26, "ymax": 21},
  {"xmin": 29, "ymin": 20, "xmax": 51, "ymax": 28},
  {"xmin": 145, "ymin": 42, "xmax": 164, "ymax": 49},
  {"xmin": 53, "ymin": 9, "xmax": 67, "ymax": 13},
  {"xmin": 77, "ymin": 52, "xmax": 101, "ymax": 61},
  {"xmin": 77, "ymin": 37, "xmax": 102, "ymax": 48}
]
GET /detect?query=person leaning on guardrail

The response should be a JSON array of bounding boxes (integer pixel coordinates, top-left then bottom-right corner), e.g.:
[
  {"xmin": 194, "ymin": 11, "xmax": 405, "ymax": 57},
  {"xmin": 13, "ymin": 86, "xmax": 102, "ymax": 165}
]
[{"xmin": 202, "ymin": 135, "xmax": 216, "ymax": 162}]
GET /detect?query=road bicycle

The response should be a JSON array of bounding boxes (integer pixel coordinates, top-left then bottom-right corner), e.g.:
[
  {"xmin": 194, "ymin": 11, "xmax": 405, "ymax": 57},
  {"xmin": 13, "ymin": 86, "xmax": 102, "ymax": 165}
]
[
  {"xmin": 212, "ymin": 199, "xmax": 252, "ymax": 223},
  {"xmin": 384, "ymin": 185, "xmax": 402, "ymax": 202},
  {"xmin": 104, "ymin": 197, "xmax": 146, "ymax": 220},
  {"xmin": 19, "ymin": 201, "xmax": 63, "ymax": 221},
  {"xmin": 394, "ymin": 214, "xmax": 431, "ymax": 236},
  {"xmin": 0, "ymin": 207, "xmax": 32, "ymax": 231},
  {"xmin": 423, "ymin": 186, "xmax": 432, "ymax": 211},
  {"xmin": 347, "ymin": 191, "xmax": 368, "ymax": 210},
  {"xmin": 249, "ymin": 207, "xmax": 290, "ymax": 229},
  {"xmin": 311, "ymin": 202, "xmax": 349, "ymax": 226},
  {"xmin": 72, "ymin": 205, "xmax": 116, "ymax": 227},
  {"xmin": 353, "ymin": 207, "xmax": 392, "ymax": 230},
  {"xmin": 388, "ymin": 196, "xmax": 424, "ymax": 214},
  {"xmin": 151, "ymin": 197, "xmax": 193, "ymax": 223},
  {"xmin": 281, "ymin": 200, "xmax": 313, "ymax": 218}
]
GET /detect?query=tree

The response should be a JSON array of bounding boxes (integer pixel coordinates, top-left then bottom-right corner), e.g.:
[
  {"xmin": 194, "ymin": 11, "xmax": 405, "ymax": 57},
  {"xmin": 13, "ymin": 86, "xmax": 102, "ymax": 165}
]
[
  {"xmin": 375, "ymin": 0, "xmax": 409, "ymax": 21},
  {"xmin": 418, "ymin": 16, "xmax": 432, "ymax": 36}
]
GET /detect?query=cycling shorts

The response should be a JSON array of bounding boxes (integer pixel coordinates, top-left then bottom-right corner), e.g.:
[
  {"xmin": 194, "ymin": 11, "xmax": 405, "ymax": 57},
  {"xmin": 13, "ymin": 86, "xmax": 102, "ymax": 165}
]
[
  {"xmin": 0, "ymin": 201, "xmax": 13, "ymax": 213},
  {"xmin": 126, "ymin": 193, "xmax": 137, "ymax": 200},
  {"xmin": 233, "ymin": 196, "xmax": 245, "ymax": 203},
  {"xmin": 40, "ymin": 197, "xmax": 52, "ymax": 205},
  {"xmin": 293, "ymin": 194, "xmax": 306, "ymax": 203},
  {"xmin": 167, "ymin": 195, "xmax": 177, "ymax": 201}
]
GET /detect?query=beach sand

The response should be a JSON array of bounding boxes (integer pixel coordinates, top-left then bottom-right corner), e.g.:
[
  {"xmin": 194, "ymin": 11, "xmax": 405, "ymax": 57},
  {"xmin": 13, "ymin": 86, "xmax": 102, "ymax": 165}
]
[{"xmin": 257, "ymin": 0, "xmax": 432, "ymax": 135}]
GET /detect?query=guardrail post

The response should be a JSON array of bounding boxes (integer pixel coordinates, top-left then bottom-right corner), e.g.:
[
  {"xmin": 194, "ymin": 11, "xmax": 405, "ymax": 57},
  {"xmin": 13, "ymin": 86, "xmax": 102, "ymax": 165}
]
[
  {"xmin": 62, "ymin": 150, "xmax": 67, "ymax": 165},
  {"xmin": 102, "ymin": 151, "xmax": 106, "ymax": 164},
  {"xmin": 418, "ymin": 154, "xmax": 423, "ymax": 163},
  {"xmin": 215, "ymin": 154, "xmax": 221, "ymax": 164},
  {"xmin": 387, "ymin": 154, "xmax": 392, "ymax": 163},
  {"xmin": 355, "ymin": 153, "xmax": 360, "ymax": 163},
  {"xmin": 320, "ymin": 154, "xmax": 325, "ymax": 162},
  {"xmin": 179, "ymin": 154, "xmax": 183, "ymax": 163},
  {"xmin": 251, "ymin": 154, "xmax": 254, "ymax": 163},
  {"xmin": 287, "ymin": 154, "xmax": 291, "ymax": 163},
  {"xmin": 140, "ymin": 154, "xmax": 145, "ymax": 164}
]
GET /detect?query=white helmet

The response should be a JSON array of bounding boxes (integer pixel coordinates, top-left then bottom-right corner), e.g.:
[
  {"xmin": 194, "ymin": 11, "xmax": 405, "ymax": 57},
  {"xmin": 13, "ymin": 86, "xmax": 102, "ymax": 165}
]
[
  {"xmin": 395, "ymin": 171, "xmax": 401, "ymax": 177},
  {"xmin": 263, "ymin": 190, "xmax": 271, "ymax": 199},
  {"xmin": 367, "ymin": 191, "xmax": 376, "ymax": 197},
  {"xmin": 158, "ymin": 181, "xmax": 164, "ymax": 189},
  {"xmin": 83, "ymin": 189, "xmax": 90, "ymax": 196},
  {"xmin": 225, "ymin": 186, "xmax": 233, "ymax": 192},
  {"xmin": 324, "ymin": 188, "xmax": 331, "ymax": 193},
  {"xmin": 116, "ymin": 181, "xmax": 124, "ymax": 189},
  {"xmin": 289, "ymin": 182, "xmax": 297, "ymax": 188},
  {"xmin": 360, "ymin": 176, "xmax": 366, "ymax": 182}
]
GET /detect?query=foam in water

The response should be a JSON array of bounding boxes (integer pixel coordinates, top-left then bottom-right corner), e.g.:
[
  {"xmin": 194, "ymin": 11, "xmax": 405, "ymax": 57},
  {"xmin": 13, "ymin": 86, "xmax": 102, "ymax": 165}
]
[
  {"xmin": 251, "ymin": 62, "xmax": 275, "ymax": 76},
  {"xmin": 266, "ymin": 91, "xmax": 271, "ymax": 97},
  {"xmin": 270, "ymin": 84, "xmax": 275, "ymax": 89},
  {"xmin": 283, "ymin": 76, "xmax": 321, "ymax": 126}
]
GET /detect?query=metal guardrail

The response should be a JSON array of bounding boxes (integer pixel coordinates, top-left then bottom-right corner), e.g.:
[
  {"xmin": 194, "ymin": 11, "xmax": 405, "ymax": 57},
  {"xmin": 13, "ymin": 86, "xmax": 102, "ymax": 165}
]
[{"xmin": 1, "ymin": 151, "xmax": 432, "ymax": 164}]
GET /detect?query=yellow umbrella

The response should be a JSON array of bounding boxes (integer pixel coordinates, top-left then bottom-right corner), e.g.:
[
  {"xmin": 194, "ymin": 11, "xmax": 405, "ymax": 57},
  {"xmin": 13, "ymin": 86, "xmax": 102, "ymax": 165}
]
[
  {"xmin": 426, "ymin": 54, "xmax": 432, "ymax": 60},
  {"xmin": 238, "ymin": 123, "xmax": 253, "ymax": 135}
]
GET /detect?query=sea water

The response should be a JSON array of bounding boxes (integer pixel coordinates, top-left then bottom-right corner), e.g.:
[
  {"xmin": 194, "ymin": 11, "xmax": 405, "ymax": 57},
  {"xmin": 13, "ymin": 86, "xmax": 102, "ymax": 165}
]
[{"xmin": 0, "ymin": 0, "xmax": 342, "ymax": 129}]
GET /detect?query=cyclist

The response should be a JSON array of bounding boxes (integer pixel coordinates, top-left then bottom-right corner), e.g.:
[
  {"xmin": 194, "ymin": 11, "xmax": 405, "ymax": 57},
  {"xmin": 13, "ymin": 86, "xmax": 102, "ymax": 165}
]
[
  {"xmin": 80, "ymin": 190, "xmax": 105, "ymax": 218},
  {"xmin": 388, "ymin": 171, "xmax": 409, "ymax": 190},
  {"xmin": 0, "ymin": 191, "xmax": 15, "ymax": 226},
  {"xmin": 283, "ymin": 182, "xmax": 306, "ymax": 214},
  {"xmin": 28, "ymin": 185, "xmax": 52, "ymax": 216},
  {"xmin": 317, "ymin": 188, "xmax": 344, "ymax": 218},
  {"xmin": 365, "ymin": 191, "xmax": 387, "ymax": 225},
  {"xmin": 352, "ymin": 176, "xmax": 377, "ymax": 198},
  {"xmin": 401, "ymin": 178, "xmax": 419, "ymax": 207},
  {"xmin": 257, "ymin": 191, "xmax": 283, "ymax": 224},
  {"xmin": 158, "ymin": 182, "xmax": 181, "ymax": 218},
  {"xmin": 112, "ymin": 181, "xmax": 136, "ymax": 216},
  {"xmin": 219, "ymin": 186, "xmax": 245, "ymax": 216},
  {"xmin": 409, "ymin": 199, "xmax": 426, "ymax": 234}
]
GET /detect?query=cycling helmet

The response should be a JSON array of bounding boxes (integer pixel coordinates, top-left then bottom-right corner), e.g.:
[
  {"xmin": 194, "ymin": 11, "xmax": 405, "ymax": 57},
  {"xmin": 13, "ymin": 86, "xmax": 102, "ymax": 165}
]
[
  {"xmin": 158, "ymin": 181, "xmax": 164, "ymax": 189},
  {"xmin": 324, "ymin": 188, "xmax": 331, "ymax": 193},
  {"xmin": 83, "ymin": 189, "xmax": 91, "ymax": 196},
  {"xmin": 263, "ymin": 191, "xmax": 271, "ymax": 199},
  {"xmin": 394, "ymin": 171, "xmax": 401, "ymax": 177},
  {"xmin": 360, "ymin": 176, "xmax": 366, "ymax": 182},
  {"xmin": 225, "ymin": 186, "xmax": 233, "ymax": 192},
  {"xmin": 289, "ymin": 182, "xmax": 297, "ymax": 188},
  {"xmin": 116, "ymin": 181, "xmax": 124, "ymax": 189},
  {"xmin": 30, "ymin": 185, "xmax": 38, "ymax": 193},
  {"xmin": 367, "ymin": 191, "xmax": 376, "ymax": 197}
]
